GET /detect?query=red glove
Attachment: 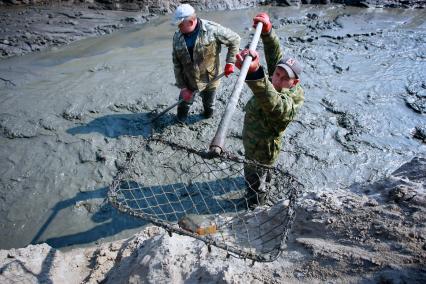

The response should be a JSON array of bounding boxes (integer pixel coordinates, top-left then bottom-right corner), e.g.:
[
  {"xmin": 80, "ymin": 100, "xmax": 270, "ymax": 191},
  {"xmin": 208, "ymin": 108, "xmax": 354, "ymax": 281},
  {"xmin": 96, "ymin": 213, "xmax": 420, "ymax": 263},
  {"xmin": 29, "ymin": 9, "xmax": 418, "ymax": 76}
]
[
  {"xmin": 235, "ymin": 49, "xmax": 260, "ymax": 73},
  {"xmin": 180, "ymin": 88, "xmax": 193, "ymax": 103},
  {"xmin": 253, "ymin": 12, "xmax": 272, "ymax": 34},
  {"xmin": 224, "ymin": 63, "xmax": 234, "ymax": 77}
]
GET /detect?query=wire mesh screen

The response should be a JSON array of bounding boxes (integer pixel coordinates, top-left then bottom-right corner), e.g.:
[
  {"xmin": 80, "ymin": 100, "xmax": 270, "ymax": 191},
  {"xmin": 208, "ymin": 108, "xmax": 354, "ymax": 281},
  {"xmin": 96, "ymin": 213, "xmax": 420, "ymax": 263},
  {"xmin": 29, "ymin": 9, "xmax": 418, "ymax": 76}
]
[{"xmin": 108, "ymin": 137, "xmax": 301, "ymax": 262}]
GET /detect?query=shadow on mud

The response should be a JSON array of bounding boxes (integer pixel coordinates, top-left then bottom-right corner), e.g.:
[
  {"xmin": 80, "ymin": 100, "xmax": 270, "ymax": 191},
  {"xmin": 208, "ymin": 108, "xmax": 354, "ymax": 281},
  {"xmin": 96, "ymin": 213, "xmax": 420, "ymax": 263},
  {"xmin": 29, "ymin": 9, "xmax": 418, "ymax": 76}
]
[
  {"xmin": 150, "ymin": 112, "xmax": 207, "ymax": 132},
  {"xmin": 66, "ymin": 112, "xmax": 207, "ymax": 139},
  {"xmin": 112, "ymin": 177, "xmax": 247, "ymax": 223},
  {"xmin": 66, "ymin": 113, "xmax": 153, "ymax": 138},
  {"xmin": 32, "ymin": 176, "xmax": 246, "ymax": 248},
  {"xmin": 31, "ymin": 187, "xmax": 146, "ymax": 248}
]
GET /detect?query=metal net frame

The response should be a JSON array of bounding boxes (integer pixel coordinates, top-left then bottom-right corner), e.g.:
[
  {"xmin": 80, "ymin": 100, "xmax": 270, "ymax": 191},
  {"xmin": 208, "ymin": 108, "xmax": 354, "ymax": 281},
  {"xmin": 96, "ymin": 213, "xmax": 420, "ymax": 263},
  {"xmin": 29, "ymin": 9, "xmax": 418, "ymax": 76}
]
[{"xmin": 108, "ymin": 137, "xmax": 301, "ymax": 262}]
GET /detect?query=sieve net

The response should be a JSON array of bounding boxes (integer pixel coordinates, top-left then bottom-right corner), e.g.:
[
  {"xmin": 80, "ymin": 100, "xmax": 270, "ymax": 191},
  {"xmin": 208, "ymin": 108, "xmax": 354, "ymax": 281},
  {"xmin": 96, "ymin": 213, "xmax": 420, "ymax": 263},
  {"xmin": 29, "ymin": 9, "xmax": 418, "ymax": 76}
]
[{"xmin": 108, "ymin": 136, "xmax": 301, "ymax": 262}]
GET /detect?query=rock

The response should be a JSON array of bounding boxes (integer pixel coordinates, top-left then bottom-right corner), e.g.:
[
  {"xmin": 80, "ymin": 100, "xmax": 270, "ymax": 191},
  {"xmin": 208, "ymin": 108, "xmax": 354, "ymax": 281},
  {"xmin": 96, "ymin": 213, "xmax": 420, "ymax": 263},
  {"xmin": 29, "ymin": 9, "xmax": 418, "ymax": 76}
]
[
  {"xmin": 413, "ymin": 125, "xmax": 426, "ymax": 143},
  {"xmin": 365, "ymin": 199, "xmax": 379, "ymax": 207},
  {"xmin": 123, "ymin": 16, "xmax": 138, "ymax": 23},
  {"xmin": 389, "ymin": 185, "xmax": 417, "ymax": 203},
  {"xmin": 63, "ymin": 107, "xmax": 84, "ymax": 121}
]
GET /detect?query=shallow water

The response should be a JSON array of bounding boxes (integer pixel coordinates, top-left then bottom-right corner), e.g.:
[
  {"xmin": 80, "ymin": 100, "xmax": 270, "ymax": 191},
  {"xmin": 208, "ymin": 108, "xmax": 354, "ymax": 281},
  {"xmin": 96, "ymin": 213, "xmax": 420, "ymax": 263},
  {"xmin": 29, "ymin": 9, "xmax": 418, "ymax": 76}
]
[{"xmin": 0, "ymin": 6, "xmax": 425, "ymax": 250}]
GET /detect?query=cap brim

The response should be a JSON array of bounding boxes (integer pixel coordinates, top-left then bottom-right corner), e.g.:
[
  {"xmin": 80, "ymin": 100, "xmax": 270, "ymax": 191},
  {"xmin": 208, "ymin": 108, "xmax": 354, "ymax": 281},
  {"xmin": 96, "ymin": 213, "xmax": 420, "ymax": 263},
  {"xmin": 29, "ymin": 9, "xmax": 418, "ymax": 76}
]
[
  {"xmin": 172, "ymin": 17, "xmax": 185, "ymax": 26},
  {"xmin": 276, "ymin": 64, "xmax": 297, "ymax": 79}
]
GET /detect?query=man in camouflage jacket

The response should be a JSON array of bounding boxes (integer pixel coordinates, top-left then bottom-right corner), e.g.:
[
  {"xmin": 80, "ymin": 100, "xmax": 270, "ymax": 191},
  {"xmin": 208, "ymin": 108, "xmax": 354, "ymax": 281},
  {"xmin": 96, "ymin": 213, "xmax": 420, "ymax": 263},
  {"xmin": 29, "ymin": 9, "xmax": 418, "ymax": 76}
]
[
  {"xmin": 172, "ymin": 4, "xmax": 241, "ymax": 122},
  {"xmin": 235, "ymin": 13, "xmax": 304, "ymax": 208}
]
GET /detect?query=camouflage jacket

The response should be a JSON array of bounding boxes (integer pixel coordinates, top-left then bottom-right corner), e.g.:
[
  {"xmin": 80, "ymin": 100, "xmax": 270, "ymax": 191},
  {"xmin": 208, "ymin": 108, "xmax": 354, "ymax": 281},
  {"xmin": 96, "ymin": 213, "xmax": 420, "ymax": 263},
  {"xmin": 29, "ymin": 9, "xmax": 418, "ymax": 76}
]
[
  {"xmin": 242, "ymin": 30, "xmax": 304, "ymax": 165},
  {"xmin": 172, "ymin": 19, "xmax": 240, "ymax": 91}
]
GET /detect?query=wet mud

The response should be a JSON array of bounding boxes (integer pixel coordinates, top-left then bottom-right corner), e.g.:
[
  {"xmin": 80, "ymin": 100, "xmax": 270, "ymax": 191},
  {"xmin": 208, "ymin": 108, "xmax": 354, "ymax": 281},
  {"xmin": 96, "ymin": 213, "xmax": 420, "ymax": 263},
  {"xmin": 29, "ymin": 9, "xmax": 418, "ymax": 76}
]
[
  {"xmin": 1, "ymin": 0, "xmax": 425, "ymax": 59},
  {"xmin": 0, "ymin": 4, "xmax": 154, "ymax": 58},
  {"xmin": 0, "ymin": 3, "xmax": 425, "ymax": 283}
]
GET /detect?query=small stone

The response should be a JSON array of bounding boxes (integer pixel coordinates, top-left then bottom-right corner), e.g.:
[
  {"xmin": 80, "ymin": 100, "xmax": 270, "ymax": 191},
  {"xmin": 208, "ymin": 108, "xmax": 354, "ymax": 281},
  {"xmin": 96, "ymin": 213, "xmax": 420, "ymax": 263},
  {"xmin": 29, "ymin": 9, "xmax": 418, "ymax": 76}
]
[
  {"xmin": 109, "ymin": 242, "xmax": 121, "ymax": 251},
  {"xmin": 97, "ymin": 256, "xmax": 107, "ymax": 265},
  {"xmin": 294, "ymin": 271, "xmax": 305, "ymax": 279},
  {"xmin": 365, "ymin": 199, "xmax": 379, "ymax": 207},
  {"xmin": 282, "ymin": 199, "xmax": 290, "ymax": 207}
]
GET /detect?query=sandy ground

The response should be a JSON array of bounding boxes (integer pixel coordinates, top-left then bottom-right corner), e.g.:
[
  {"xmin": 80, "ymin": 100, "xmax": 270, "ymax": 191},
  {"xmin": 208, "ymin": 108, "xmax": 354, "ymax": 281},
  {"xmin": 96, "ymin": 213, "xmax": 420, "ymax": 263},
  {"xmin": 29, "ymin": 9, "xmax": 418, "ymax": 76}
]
[{"xmin": 0, "ymin": 3, "xmax": 425, "ymax": 284}]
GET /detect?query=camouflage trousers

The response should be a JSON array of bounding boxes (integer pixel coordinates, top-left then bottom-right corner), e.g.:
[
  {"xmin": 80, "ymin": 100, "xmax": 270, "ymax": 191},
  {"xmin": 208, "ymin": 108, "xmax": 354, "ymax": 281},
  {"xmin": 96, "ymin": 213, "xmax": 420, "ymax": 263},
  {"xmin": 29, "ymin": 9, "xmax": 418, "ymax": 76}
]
[
  {"xmin": 244, "ymin": 163, "xmax": 272, "ymax": 208},
  {"xmin": 177, "ymin": 86, "xmax": 217, "ymax": 119}
]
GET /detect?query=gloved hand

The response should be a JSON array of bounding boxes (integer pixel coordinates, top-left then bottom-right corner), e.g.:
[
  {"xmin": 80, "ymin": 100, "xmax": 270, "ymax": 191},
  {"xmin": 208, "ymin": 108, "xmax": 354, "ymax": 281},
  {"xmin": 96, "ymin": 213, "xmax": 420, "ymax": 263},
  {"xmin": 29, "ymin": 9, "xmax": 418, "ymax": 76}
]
[
  {"xmin": 253, "ymin": 12, "xmax": 272, "ymax": 34},
  {"xmin": 180, "ymin": 88, "xmax": 193, "ymax": 103},
  {"xmin": 235, "ymin": 49, "xmax": 260, "ymax": 73},
  {"xmin": 224, "ymin": 63, "xmax": 234, "ymax": 77}
]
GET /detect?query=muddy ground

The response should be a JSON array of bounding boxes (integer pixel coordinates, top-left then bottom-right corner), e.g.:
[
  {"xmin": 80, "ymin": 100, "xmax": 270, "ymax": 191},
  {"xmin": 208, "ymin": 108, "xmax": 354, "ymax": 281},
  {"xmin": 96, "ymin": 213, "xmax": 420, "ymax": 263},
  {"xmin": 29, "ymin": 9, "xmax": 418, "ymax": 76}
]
[
  {"xmin": 1, "ymin": 0, "xmax": 425, "ymax": 59},
  {"xmin": 0, "ymin": 2, "xmax": 425, "ymax": 284},
  {"xmin": 0, "ymin": 4, "xmax": 154, "ymax": 59}
]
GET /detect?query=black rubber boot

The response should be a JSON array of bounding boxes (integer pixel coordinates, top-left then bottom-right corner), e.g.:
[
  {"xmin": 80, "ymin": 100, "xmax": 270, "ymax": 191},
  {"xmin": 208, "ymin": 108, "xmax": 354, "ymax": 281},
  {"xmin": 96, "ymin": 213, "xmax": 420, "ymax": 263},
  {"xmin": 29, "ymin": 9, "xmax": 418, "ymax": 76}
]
[
  {"xmin": 177, "ymin": 104, "xmax": 189, "ymax": 124},
  {"xmin": 257, "ymin": 192, "xmax": 266, "ymax": 206},
  {"xmin": 202, "ymin": 107, "xmax": 214, "ymax": 119},
  {"xmin": 245, "ymin": 186, "xmax": 267, "ymax": 210}
]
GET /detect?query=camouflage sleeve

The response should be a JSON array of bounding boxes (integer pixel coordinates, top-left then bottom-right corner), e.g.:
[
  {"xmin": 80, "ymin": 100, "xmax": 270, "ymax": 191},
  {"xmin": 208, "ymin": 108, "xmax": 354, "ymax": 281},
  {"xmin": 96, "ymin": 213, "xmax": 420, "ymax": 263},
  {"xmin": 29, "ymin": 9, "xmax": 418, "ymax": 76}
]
[
  {"xmin": 172, "ymin": 35, "xmax": 185, "ymax": 89},
  {"xmin": 261, "ymin": 30, "xmax": 283, "ymax": 76},
  {"xmin": 214, "ymin": 25, "xmax": 241, "ymax": 64},
  {"xmin": 246, "ymin": 77, "xmax": 304, "ymax": 128}
]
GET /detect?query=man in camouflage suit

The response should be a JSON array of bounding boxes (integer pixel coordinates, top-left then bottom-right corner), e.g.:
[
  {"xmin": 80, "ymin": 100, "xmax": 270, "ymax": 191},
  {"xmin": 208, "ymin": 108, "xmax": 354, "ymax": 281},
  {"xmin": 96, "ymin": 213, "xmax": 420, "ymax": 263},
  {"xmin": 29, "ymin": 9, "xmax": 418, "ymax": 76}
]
[
  {"xmin": 235, "ymin": 13, "xmax": 304, "ymax": 208},
  {"xmin": 171, "ymin": 4, "xmax": 241, "ymax": 123}
]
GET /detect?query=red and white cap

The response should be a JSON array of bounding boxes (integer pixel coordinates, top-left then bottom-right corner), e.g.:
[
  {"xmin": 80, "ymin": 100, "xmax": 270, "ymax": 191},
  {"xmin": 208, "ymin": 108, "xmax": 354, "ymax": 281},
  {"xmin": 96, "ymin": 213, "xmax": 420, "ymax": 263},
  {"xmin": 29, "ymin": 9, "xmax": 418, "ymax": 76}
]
[{"xmin": 276, "ymin": 56, "xmax": 302, "ymax": 79}]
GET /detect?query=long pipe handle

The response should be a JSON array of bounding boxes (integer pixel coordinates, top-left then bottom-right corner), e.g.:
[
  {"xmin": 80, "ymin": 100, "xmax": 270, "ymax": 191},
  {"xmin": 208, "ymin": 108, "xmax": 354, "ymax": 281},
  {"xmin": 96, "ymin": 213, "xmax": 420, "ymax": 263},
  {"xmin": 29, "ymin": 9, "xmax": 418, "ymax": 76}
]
[{"xmin": 209, "ymin": 22, "xmax": 263, "ymax": 155}]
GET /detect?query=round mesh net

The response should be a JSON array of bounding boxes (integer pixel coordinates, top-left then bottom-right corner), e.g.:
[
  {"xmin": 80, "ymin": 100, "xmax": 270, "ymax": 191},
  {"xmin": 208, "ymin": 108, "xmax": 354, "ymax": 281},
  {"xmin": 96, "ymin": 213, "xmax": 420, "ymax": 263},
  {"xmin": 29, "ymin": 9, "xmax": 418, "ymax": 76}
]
[{"xmin": 108, "ymin": 137, "xmax": 301, "ymax": 262}]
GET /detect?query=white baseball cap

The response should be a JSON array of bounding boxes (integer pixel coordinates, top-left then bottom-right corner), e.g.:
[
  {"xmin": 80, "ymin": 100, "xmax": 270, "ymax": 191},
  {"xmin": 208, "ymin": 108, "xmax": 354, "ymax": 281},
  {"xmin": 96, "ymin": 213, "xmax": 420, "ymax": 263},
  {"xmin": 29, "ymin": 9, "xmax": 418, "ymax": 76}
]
[{"xmin": 172, "ymin": 4, "xmax": 195, "ymax": 26}]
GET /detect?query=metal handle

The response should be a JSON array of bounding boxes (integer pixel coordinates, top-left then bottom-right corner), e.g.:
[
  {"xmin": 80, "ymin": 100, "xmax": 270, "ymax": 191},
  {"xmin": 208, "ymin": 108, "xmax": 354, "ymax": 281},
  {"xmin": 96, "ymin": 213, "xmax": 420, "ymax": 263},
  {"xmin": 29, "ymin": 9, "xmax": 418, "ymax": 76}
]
[
  {"xmin": 209, "ymin": 22, "xmax": 264, "ymax": 155},
  {"xmin": 150, "ymin": 72, "xmax": 226, "ymax": 123}
]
